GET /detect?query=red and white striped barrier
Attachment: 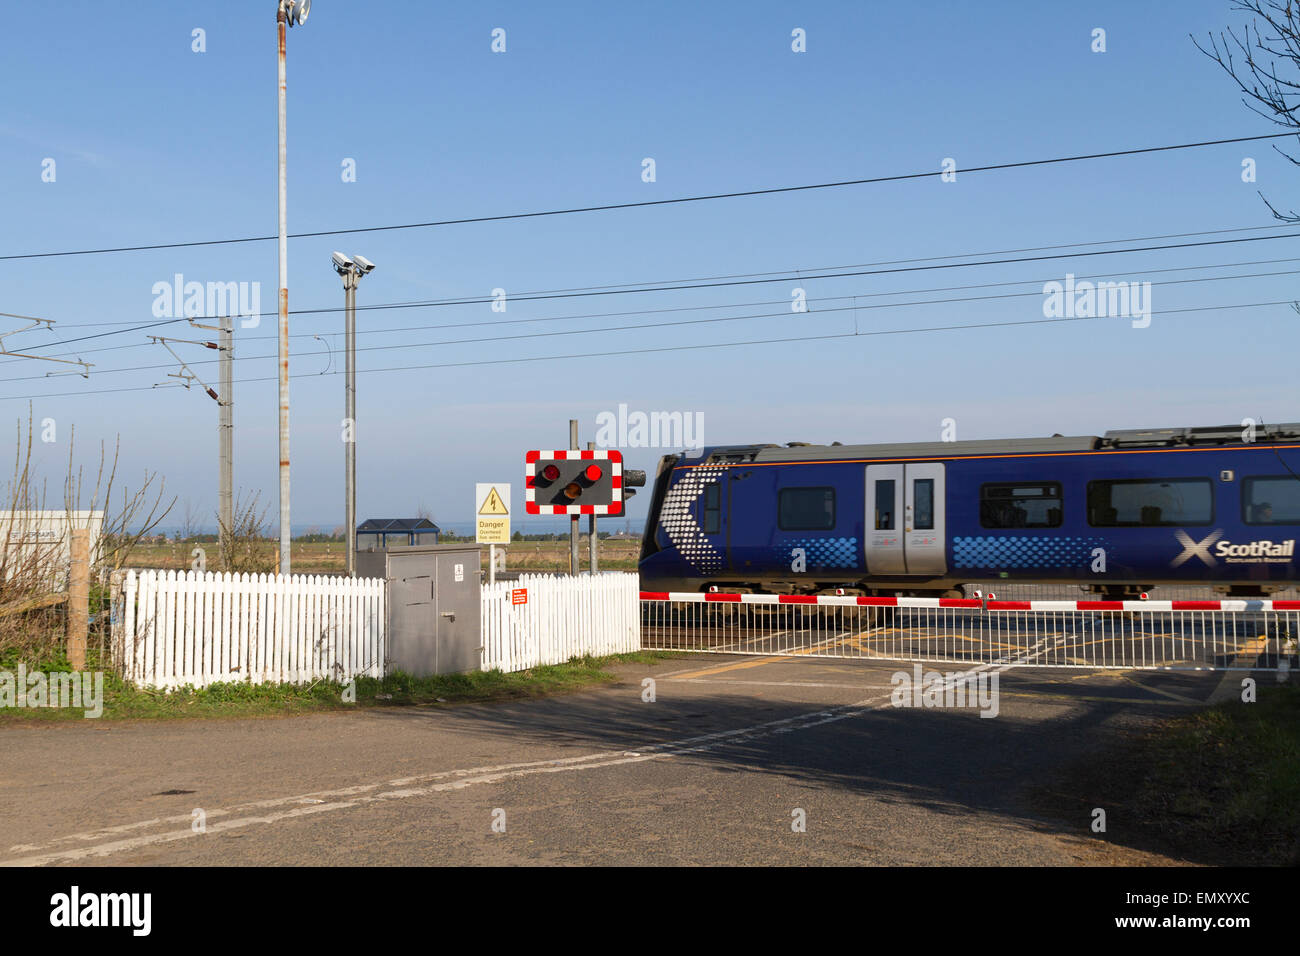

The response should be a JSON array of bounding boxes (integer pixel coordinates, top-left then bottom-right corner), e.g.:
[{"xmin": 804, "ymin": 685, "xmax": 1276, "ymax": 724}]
[
  {"xmin": 640, "ymin": 591, "xmax": 977, "ymax": 608},
  {"xmin": 638, "ymin": 591, "xmax": 1300, "ymax": 612},
  {"xmin": 986, "ymin": 598, "xmax": 1300, "ymax": 612}
]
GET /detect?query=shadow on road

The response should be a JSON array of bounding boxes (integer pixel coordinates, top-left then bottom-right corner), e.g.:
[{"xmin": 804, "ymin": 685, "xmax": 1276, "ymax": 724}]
[{"xmin": 357, "ymin": 661, "xmax": 1222, "ymax": 863}]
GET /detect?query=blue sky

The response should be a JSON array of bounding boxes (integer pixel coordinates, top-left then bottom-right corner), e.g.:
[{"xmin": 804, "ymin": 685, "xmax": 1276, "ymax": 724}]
[{"xmin": 1, "ymin": 0, "xmax": 1297, "ymax": 534}]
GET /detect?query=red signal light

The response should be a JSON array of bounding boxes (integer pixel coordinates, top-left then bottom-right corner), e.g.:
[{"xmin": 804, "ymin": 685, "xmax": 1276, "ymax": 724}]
[
  {"xmin": 584, "ymin": 464, "xmax": 603, "ymax": 482},
  {"xmin": 541, "ymin": 464, "xmax": 560, "ymax": 481}
]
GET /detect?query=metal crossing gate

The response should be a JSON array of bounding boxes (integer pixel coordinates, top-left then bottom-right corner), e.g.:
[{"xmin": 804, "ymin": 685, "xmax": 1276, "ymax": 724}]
[{"xmin": 640, "ymin": 590, "xmax": 1300, "ymax": 672}]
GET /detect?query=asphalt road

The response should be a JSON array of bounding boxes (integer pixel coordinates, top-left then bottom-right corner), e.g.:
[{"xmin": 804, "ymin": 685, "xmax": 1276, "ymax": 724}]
[{"xmin": 0, "ymin": 655, "xmax": 1231, "ymax": 866}]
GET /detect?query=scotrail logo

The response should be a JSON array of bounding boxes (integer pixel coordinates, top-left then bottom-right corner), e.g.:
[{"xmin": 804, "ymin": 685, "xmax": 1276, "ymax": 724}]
[
  {"xmin": 1217, "ymin": 537, "xmax": 1294, "ymax": 563},
  {"xmin": 1172, "ymin": 529, "xmax": 1296, "ymax": 567},
  {"xmin": 1171, "ymin": 529, "xmax": 1223, "ymax": 568}
]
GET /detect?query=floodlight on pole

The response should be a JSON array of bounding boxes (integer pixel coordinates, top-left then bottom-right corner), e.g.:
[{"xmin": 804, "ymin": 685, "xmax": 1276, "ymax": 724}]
[{"xmin": 276, "ymin": 0, "xmax": 310, "ymax": 574}]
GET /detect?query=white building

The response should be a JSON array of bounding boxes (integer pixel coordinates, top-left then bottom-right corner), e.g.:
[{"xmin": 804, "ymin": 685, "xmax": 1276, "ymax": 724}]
[{"xmin": 0, "ymin": 510, "xmax": 104, "ymax": 589}]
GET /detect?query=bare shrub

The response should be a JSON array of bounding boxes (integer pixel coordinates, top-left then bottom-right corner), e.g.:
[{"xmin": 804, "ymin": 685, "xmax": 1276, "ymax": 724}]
[
  {"xmin": 0, "ymin": 407, "xmax": 174, "ymax": 662},
  {"xmin": 217, "ymin": 490, "xmax": 276, "ymax": 574}
]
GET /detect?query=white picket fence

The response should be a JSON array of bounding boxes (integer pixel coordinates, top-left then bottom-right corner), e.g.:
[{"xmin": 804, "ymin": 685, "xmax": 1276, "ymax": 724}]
[
  {"xmin": 115, "ymin": 569, "xmax": 385, "ymax": 690},
  {"xmin": 115, "ymin": 568, "xmax": 638, "ymax": 689},
  {"xmin": 480, "ymin": 572, "xmax": 641, "ymax": 673}
]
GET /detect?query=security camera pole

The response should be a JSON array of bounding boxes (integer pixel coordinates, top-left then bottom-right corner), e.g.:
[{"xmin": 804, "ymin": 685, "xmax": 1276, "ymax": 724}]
[
  {"xmin": 275, "ymin": 0, "xmax": 310, "ymax": 573},
  {"xmin": 345, "ymin": 265, "xmax": 356, "ymax": 577},
  {"xmin": 333, "ymin": 252, "xmax": 374, "ymax": 576}
]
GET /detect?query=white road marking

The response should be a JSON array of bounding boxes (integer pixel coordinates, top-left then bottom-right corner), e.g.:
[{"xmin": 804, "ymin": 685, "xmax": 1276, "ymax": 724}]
[
  {"xmin": 3, "ymin": 647, "xmax": 1059, "ymax": 867},
  {"xmin": 5, "ymin": 752, "xmax": 634, "ymax": 855},
  {"xmin": 3, "ymin": 693, "xmax": 901, "ymax": 866},
  {"xmin": 666, "ymin": 678, "xmax": 899, "ymax": 690}
]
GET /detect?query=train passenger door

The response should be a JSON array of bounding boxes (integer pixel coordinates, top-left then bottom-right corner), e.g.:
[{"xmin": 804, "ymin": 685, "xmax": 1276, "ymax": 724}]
[
  {"xmin": 903, "ymin": 463, "xmax": 946, "ymax": 575},
  {"xmin": 865, "ymin": 465, "xmax": 905, "ymax": 574},
  {"xmin": 865, "ymin": 463, "xmax": 947, "ymax": 576}
]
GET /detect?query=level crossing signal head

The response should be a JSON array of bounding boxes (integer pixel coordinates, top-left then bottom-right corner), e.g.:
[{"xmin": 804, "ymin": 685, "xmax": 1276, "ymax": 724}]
[{"xmin": 525, "ymin": 449, "xmax": 634, "ymax": 515}]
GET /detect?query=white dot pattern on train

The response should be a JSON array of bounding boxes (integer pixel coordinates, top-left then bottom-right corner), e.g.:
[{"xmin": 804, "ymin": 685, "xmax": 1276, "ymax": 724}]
[{"xmin": 660, "ymin": 467, "xmax": 725, "ymax": 573}]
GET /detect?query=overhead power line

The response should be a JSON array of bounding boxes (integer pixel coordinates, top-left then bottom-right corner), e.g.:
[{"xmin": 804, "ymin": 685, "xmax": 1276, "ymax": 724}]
[
  {"xmin": 2, "ymin": 299, "xmax": 1289, "ymax": 403},
  {"xmin": 7, "ymin": 290, "xmax": 1289, "ymax": 395},
  {"xmin": 25, "ymin": 221, "xmax": 1298, "ymax": 334},
  {"xmin": 1, "ymin": 133, "xmax": 1294, "ymax": 262},
  {"xmin": 22, "ymin": 253, "xmax": 1299, "ymax": 364},
  {"xmin": 11, "ymin": 228, "xmax": 1300, "ymax": 356}
]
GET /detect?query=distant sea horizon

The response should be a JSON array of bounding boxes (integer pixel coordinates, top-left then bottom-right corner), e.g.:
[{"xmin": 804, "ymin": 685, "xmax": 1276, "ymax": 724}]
[{"xmin": 152, "ymin": 517, "xmax": 645, "ymax": 538}]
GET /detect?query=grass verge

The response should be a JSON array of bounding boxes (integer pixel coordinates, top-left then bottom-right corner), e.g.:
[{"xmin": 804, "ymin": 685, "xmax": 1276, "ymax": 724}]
[
  {"xmin": 0, "ymin": 650, "xmax": 681, "ymax": 723},
  {"xmin": 1031, "ymin": 681, "xmax": 1300, "ymax": 865}
]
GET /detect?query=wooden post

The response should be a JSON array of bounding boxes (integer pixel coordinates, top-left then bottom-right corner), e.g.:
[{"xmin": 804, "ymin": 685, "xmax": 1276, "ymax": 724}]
[
  {"xmin": 67, "ymin": 528, "xmax": 89, "ymax": 671},
  {"xmin": 109, "ymin": 569, "xmax": 125, "ymax": 674}
]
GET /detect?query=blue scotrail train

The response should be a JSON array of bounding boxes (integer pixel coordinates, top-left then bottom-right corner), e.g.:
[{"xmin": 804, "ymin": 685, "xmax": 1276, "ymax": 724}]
[{"xmin": 636, "ymin": 422, "xmax": 1300, "ymax": 599}]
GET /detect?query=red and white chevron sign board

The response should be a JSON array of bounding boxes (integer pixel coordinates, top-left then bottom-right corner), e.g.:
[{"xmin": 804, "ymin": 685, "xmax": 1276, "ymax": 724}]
[
  {"xmin": 525, "ymin": 449, "xmax": 623, "ymax": 515},
  {"xmin": 637, "ymin": 591, "xmax": 1300, "ymax": 612}
]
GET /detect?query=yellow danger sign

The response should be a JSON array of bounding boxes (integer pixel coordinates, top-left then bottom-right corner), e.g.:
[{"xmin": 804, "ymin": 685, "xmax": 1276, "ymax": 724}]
[
  {"xmin": 475, "ymin": 483, "xmax": 511, "ymax": 544},
  {"xmin": 478, "ymin": 487, "xmax": 509, "ymax": 516}
]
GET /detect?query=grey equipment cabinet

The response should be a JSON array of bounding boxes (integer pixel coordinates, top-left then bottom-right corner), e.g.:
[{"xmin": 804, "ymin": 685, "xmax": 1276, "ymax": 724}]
[{"xmin": 355, "ymin": 543, "xmax": 482, "ymax": 676}]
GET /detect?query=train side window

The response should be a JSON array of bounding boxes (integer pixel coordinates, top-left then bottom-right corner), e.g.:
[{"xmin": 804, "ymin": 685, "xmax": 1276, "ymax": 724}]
[
  {"xmin": 703, "ymin": 482, "xmax": 721, "ymax": 534},
  {"xmin": 1087, "ymin": 478, "xmax": 1213, "ymax": 526},
  {"xmin": 980, "ymin": 483, "xmax": 1062, "ymax": 528},
  {"xmin": 914, "ymin": 479, "xmax": 934, "ymax": 530},
  {"xmin": 1242, "ymin": 476, "xmax": 1300, "ymax": 524},
  {"xmin": 779, "ymin": 487, "xmax": 835, "ymax": 531},
  {"xmin": 874, "ymin": 480, "xmax": 895, "ymax": 530}
]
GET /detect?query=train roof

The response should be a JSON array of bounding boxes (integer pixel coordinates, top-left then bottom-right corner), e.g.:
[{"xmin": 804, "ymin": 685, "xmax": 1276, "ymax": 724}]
[{"xmin": 685, "ymin": 422, "xmax": 1300, "ymax": 465}]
